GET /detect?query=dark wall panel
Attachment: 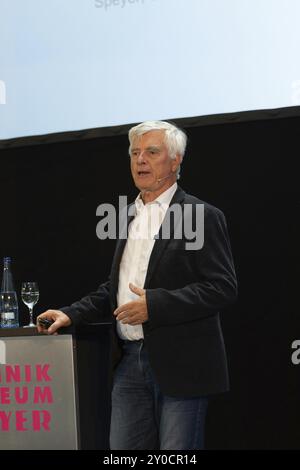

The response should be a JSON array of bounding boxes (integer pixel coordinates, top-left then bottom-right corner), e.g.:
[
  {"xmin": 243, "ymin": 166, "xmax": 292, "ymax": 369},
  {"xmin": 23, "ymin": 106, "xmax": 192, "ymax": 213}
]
[{"xmin": 0, "ymin": 115, "xmax": 299, "ymax": 449}]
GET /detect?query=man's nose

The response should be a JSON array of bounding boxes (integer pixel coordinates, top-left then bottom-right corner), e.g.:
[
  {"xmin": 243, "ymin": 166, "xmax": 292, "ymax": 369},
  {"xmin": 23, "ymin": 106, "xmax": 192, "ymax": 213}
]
[{"xmin": 137, "ymin": 151, "xmax": 146, "ymax": 163}]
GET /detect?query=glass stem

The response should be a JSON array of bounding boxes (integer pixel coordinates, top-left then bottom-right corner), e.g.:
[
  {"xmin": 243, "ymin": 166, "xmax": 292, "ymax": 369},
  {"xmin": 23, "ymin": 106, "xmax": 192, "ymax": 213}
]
[{"xmin": 29, "ymin": 307, "xmax": 33, "ymax": 324}]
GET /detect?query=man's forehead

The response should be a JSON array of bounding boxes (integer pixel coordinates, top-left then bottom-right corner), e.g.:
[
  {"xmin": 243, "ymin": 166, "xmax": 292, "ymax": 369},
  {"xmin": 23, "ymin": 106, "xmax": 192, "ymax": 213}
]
[{"xmin": 132, "ymin": 129, "xmax": 166, "ymax": 147}]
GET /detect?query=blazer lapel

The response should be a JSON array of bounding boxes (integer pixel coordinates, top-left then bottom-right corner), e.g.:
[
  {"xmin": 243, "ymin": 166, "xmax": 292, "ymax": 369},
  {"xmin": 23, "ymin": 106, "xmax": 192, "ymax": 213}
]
[
  {"xmin": 143, "ymin": 186, "xmax": 186, "ymax": 288},
  {"xmin": 110, "ymin": 187, "xmax": 186, "ymax": 302},
  {"xmin": 110, "ymin": 203, "xmax": 135, "ymax": 309}
]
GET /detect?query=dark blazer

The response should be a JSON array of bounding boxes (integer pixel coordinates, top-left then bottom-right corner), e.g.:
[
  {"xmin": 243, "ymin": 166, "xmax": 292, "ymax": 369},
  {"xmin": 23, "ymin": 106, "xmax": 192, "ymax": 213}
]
[{"xmin": 62, "ymin": 186, "xmax": 237, "ymax": 397}]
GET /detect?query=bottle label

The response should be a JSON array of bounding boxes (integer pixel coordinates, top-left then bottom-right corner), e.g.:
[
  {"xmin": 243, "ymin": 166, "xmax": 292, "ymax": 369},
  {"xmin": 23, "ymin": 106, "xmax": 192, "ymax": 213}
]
[{"xmin": 1, "ymin": 312, "xmax": 15, "ymax": 320}]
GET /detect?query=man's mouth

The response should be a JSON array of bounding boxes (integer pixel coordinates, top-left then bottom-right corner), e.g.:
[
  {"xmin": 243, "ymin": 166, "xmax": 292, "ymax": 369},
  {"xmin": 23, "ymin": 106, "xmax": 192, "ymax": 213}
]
[{"xmin": 137, "ymin": 171, "xmax": 151, "ymax": 176}]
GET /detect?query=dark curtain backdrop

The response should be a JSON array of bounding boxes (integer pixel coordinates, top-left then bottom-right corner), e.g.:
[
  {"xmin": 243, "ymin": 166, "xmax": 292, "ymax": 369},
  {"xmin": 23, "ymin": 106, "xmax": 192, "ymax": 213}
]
[{"xmin": 0, "ymin": 115, "xmax": 299, "ymax": 449}]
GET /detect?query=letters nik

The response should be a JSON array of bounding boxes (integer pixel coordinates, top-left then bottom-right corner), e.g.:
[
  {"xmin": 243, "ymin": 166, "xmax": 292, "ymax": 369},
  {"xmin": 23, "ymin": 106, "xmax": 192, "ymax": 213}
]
[{"xmin": 103, "ymin": 454, "xmax": 138, "ymax": 467}]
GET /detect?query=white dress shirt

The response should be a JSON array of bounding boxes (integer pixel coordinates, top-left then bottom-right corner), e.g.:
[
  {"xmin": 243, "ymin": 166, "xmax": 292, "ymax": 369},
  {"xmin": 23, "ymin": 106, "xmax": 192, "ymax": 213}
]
[{"xmin": 116, "ymin": 182, "xmax": 178, "ymax": 341}]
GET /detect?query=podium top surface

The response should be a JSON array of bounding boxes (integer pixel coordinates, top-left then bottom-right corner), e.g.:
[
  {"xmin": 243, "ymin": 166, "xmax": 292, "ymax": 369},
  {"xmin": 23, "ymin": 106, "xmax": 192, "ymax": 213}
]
[
  {"xmin": 0, "ymin": 323, "xmax": 112, "ymax": 338},
  {"xmin": 0, "ymin": 327, "xmax": 39, "ymax": 337}
]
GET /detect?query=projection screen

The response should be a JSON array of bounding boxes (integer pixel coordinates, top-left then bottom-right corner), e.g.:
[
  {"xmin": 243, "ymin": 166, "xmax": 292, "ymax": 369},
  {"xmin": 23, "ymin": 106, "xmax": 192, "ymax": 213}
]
[{"xmin": 1, "ymin": 0, "xmax": 300, "ymax": 141}]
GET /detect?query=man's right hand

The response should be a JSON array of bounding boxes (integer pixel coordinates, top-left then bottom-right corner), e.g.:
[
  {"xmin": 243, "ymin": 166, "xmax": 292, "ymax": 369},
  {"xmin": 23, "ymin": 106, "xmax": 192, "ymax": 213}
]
[{"xmin": 36, "ymin": 310, "xmax": 72, "ymax": 335}]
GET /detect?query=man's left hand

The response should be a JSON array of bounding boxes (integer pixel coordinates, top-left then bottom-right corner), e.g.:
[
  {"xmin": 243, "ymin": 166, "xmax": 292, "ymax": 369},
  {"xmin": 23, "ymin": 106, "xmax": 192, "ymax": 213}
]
[{"xmin": 114, "ymin": 283, "xmax": 148, "ymax": 325}]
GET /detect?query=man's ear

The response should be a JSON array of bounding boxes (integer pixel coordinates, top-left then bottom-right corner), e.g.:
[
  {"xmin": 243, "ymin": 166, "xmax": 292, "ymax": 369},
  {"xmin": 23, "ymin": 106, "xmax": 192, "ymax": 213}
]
[{"xmin": 172, "ymin": 154, "xmax": 182, "ymax": 173}]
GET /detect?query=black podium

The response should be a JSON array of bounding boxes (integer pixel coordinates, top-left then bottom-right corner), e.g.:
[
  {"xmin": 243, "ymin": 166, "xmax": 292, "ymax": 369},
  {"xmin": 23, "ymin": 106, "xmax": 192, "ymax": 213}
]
[{"xmin": 0, "ymin": 323, "xmax": 112, "ymax": 450}]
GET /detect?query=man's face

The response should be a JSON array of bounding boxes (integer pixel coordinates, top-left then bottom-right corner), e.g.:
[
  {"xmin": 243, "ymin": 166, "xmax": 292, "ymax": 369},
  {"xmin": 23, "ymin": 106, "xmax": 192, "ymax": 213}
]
[{"xmin": 130, "ymin": 130, "xmax": 180, "ymax": 196}]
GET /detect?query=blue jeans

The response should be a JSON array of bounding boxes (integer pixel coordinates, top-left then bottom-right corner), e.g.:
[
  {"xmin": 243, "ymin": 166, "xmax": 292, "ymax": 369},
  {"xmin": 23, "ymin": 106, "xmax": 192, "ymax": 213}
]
[{"xmin": 110, "ymin": 340, "xmax": 208, "ymax": 450}]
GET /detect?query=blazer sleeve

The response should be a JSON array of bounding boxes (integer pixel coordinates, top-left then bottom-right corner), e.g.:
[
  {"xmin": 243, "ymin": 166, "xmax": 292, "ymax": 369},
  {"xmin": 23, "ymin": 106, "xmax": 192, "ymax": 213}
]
[
  {"xmin": 60, "ymin": 279, "xmax": 111, "ymax": 326},
  {"xmin": 146, "ymin": 206, "xmax": 237, "ymax": 329}
]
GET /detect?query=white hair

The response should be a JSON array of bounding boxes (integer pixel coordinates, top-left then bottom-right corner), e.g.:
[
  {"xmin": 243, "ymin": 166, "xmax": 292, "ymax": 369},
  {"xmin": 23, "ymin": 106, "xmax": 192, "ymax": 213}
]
[{"xmin": 128, "ymin": 120, "xmax": 187, "ymax": 179}]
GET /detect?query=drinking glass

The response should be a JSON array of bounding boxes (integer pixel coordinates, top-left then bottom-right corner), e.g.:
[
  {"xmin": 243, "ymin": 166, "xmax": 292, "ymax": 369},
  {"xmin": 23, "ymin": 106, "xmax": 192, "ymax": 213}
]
[{"xmin": 21, "ymin": 282, "xmax": 39, "ymax": 327}]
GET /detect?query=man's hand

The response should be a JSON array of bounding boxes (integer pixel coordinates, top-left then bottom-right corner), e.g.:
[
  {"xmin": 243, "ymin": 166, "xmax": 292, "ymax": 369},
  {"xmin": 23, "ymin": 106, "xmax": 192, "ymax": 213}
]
[
  {"xmin": 36, "ymin": 309, "xmax": 72, "ymax": 335},
  {"xmin": 113, "ymin": 283, "xmax": 148, "ymax": 326}
]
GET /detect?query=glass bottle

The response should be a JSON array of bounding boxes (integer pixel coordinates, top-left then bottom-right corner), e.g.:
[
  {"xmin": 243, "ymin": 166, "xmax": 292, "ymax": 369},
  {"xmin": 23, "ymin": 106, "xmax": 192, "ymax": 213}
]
[{"xmin": 0, "ymin": 257, "xmax": 19, "ymax": 328}]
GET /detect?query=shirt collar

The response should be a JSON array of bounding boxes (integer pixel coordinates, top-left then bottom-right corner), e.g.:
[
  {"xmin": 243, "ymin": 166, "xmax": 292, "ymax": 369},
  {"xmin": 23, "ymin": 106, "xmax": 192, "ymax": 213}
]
[{"xmin": 135, "ymin": 182, "xmax": 178, "ymax": 212}]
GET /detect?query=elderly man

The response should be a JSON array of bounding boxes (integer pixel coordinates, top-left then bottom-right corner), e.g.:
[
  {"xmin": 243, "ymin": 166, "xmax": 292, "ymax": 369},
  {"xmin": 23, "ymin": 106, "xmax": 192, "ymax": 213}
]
[{"xmin": 38, "ymin": 120, "xmax": 237, "ymax": 450}]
